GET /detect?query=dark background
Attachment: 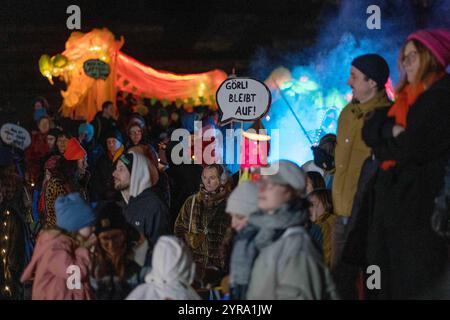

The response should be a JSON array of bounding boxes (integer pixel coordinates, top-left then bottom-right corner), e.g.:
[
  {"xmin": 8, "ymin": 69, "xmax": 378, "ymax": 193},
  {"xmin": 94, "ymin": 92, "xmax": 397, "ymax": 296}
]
[{"xmin": 0, "ymin": 0, "xmax": 443, "ymax": 125}]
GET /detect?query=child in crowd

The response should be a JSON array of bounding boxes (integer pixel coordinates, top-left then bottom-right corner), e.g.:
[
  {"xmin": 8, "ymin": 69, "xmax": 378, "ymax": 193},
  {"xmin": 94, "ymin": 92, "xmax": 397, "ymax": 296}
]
[
  {"xmin": 308, "ymin": 189, "xmax": 335, "ymax": 267},
  {"xmin": 21, "ymin": 193, "xmax": 96, "ymax": 300}
]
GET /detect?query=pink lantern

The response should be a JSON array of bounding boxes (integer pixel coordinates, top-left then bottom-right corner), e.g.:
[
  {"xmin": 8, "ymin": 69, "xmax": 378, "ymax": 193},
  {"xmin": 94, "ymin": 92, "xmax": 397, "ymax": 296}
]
[{"xmin": 240, "ymin": 130, "xmax": 270, "ymax": 169}]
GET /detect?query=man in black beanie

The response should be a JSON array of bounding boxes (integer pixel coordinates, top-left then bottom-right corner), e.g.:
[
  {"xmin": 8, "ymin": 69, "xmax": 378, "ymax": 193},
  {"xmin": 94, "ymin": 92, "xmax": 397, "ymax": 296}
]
[{"xmin": 331, "ymin": 53, "xmax": 392, "ymax": 299}]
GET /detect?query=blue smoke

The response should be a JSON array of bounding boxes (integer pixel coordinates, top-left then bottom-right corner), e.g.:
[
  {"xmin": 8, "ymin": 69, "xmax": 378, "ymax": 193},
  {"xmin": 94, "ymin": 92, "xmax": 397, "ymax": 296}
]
[{"xmin": 251, "ymin": 0, "xmax": 449, "ymax": 167}]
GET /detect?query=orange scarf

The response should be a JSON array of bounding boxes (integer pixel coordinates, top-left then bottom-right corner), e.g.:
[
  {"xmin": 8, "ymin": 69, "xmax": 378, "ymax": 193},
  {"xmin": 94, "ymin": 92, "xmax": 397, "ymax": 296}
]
[{"xmin": 381, "ymin": 72, "xmax": 445, "ymax": 170}]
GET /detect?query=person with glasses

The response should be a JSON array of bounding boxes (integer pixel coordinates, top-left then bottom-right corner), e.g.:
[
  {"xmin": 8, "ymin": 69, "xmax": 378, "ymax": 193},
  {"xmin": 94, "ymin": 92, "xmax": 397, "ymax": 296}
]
[{"xmin": 362, "ymin": 29, "xmax": 450, "ymax": 299}]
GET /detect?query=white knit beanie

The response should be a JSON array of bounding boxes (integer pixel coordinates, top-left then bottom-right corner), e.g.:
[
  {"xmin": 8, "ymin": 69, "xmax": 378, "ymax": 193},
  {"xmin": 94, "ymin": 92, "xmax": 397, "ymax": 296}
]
[{"xmin": 226, "ymin": 181, "xmax": 258, "ymax": 216}]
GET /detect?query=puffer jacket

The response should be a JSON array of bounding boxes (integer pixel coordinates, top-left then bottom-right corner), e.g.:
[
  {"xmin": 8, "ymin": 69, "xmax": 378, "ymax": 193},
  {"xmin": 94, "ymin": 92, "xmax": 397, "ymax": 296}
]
[{"xmin": 20, "ymin": 230, "xmax": 93, "ymax": 300}]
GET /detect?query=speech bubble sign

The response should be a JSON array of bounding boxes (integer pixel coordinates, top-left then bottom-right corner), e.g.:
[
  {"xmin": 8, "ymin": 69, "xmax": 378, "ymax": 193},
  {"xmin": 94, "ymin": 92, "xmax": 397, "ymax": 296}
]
[
  {"xmin": 83, "ymin": 59, "xmax": 110, "ymax": 80},
  {"xmin": 216, "ymin": 78, "xmax": 271, "ymax": 125},
  {"xmin": 0, "ymin": 123, "xmax": 31, "ymax": 150}
]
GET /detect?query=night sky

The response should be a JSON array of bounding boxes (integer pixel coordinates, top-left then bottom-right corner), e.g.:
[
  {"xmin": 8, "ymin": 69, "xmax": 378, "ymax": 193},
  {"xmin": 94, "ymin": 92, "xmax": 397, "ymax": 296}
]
[
  {"xmin": 1, "ymin": 0, "xmax": 446, "ymax": 124},
  {"xmin": 2, "ymin": 0, "xmax": 329, "ymax": 122}
]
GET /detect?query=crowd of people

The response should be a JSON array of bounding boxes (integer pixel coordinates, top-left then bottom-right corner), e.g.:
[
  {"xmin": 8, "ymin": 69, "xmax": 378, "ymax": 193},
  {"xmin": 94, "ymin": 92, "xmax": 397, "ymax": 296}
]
[{"xmin": 0, "ymin": 28, "xmax": 449, "ymax": 300}]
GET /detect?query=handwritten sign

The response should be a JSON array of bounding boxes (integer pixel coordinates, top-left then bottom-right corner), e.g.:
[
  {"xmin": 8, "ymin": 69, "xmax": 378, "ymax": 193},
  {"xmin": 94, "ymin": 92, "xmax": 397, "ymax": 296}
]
[
  {"xmin": 216, "ymin": 78, "xmax": 271, "ymax": 125},
  {"xmin": 1, "ymin": 123, "xmax": 31, "ymax": 150},
  {"xmin": 83, "ymin": 59, "xmax": 110, "ymax": 80}
]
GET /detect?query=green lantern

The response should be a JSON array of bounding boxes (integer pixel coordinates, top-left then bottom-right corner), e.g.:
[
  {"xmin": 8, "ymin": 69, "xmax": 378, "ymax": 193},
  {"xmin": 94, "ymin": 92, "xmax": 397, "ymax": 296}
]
[
  {"xmin": 39, "ymin": 54, "xmax": 52, "ymax": 77},
  {"xmin": 52, "ymin": 54, "xmax": 68, "ymax": 68}
]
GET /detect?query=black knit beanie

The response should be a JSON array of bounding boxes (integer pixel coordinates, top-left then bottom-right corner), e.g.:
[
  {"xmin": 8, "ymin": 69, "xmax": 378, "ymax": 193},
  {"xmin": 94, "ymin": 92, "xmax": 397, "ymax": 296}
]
[{"xmin": 351, "ymin": 54, "xmax": 390, "ymax": 87}]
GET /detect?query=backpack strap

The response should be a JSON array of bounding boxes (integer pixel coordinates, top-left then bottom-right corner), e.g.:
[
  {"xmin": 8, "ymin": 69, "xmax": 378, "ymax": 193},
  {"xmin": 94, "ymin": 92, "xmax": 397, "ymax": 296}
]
[{"xmin": 188, "ymin": 194, "xmax": 196, "ymax": 233}]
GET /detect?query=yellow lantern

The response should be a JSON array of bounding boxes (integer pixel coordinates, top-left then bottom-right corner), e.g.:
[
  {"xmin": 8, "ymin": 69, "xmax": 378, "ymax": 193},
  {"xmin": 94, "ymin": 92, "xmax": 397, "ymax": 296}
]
[{"xmin": 38, "ymin": 54, "xmax": 52, "ymax": 77}]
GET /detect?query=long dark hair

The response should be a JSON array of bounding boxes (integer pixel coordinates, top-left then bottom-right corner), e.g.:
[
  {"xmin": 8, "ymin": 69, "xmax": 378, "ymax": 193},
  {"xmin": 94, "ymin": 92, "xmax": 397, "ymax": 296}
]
[
  {"xmin": 52, "ymin": 158, "xmax": 79, "ymax": 192},
  {"xmin": 94, "ymin": 229, "xmax": 136, "ymax": 279},
  {"xmin": 307, "ymin": 171, "xmax": 326, "ymax": 191},
  {"xmin": 308, "ymin": 188, "xmax": 334, "ymax": 215}
]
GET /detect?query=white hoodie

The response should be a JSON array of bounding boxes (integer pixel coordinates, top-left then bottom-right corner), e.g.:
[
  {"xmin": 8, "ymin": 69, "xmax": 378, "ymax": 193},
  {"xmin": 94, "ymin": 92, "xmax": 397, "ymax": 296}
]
[
  {"xmin": 122, "ymin": 151, "xmax": 152, "ymax": 204},
  {"xmin": 126, "ymin": 236, "xmax": 201, "ymax": 300}
]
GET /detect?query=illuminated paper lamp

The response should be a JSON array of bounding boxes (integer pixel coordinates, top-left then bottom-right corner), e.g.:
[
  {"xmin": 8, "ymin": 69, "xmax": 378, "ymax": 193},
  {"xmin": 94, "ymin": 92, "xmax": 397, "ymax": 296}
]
[{"xmin": 240, "ymin": 129, "xmax": 270, "ymax": 169}]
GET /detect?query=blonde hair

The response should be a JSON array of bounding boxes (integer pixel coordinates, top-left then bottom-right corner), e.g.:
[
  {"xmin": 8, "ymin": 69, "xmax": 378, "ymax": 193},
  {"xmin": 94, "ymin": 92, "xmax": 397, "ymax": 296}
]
[{"xmin": 396, "ymin": 39, "xmax": 444, "ymax": 94}]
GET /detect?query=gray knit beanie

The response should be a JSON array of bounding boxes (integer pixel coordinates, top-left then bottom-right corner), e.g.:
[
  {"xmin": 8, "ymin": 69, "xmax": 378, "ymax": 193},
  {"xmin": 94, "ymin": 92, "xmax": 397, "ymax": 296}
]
[{"xmin": 226, "ymin": 181, "xmax": 258, "ymax": 216}]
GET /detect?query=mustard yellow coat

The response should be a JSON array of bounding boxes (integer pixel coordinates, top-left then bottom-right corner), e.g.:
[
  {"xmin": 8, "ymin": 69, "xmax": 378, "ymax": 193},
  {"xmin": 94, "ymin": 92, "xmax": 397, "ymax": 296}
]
[{"xmin": 332, "ymin": 92, "xmax": 391, "ymax": 216}]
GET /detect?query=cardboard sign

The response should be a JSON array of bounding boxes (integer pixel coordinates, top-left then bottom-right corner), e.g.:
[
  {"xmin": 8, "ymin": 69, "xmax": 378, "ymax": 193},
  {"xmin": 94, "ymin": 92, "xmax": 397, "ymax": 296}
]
[
  {"xmin": 0, "ymin": 123, "xmax": 31, "ymax": 150},
  {"xmin": 216, "ymin": 78, "xmax": 271, "ymax": 124},
  {"xmin": 83, "ymin": 59, "xmax": 110, "ymax": 80}
]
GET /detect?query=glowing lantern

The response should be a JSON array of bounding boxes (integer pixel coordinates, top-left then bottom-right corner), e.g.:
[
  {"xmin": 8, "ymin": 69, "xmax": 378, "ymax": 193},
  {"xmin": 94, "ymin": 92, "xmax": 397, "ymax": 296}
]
[
  {"xmin": 39, "ymin": 54, "xmax": 53, "ymax": 82},
  {"xmin": 240, "ymin": 130, "xmax": 270, "ymax": 169},
  {"xmin": 52, "ymin": 54, "xmax": 68, "ymax": 68},
  {"xmin": 98, "ymin": 50, "xmax": 111, "ymax": 63}
]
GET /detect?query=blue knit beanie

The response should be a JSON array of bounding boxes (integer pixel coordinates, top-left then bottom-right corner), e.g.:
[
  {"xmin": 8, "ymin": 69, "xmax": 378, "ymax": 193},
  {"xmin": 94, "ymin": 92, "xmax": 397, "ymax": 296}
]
[
  {"xmin": 78, "ymin": 123, "xmax": 95, "ymax": 143},
  {"xmin": 351, "ymin": 54, "xmax": 390, "ymax": 87},
  {"xmin": 55, "ymin": 193, "xmax": 96, "ymax": 232}
]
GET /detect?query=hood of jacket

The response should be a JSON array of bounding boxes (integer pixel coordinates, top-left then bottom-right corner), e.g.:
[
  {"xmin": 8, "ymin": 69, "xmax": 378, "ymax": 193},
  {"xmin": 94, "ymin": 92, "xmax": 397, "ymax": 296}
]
[
  {"xmin": 122, "ymin": 151, "xmax": 152, "ymax": 204},
  {"xmin": 126, "ymin": 236, "xmax": 200, "ymax": 300}
]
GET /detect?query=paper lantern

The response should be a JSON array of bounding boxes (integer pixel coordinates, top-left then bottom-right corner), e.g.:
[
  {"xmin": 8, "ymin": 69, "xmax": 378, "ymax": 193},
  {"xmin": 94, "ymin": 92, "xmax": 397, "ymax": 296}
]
[
  {"xmin": 52, "ymin": 54, "xmax": 68, "ymax": 68},
  {"xmin": 39, "ymin": 54, "xmax": 52, "ymax": 79},
  {"xmin": 240, "ymin": 130, "xmax": 270, "ymax": 169}
]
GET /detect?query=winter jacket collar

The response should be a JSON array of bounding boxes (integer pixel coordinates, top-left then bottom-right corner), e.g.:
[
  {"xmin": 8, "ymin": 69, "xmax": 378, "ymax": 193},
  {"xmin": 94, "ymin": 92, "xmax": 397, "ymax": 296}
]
[
  {"xmin": 249, "ymin": 198, "xmax": 310, "ymax": 250},
  {"xmin": 349, "ymin": 90, "xmax": 391, "ymax": 119},
  {"xmin": 196, "ymin": 187, "xmax": 228, "ymax": 207}
]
